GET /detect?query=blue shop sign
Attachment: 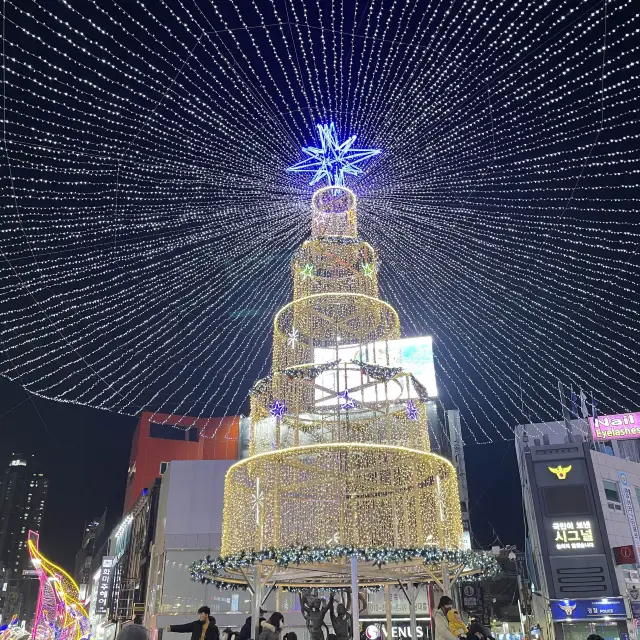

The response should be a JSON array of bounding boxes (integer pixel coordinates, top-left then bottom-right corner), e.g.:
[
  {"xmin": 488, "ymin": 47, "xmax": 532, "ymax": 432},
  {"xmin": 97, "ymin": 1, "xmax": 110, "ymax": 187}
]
[{"xmin": 550, "ymin": 598, "xmax": 627, "ymax": 621}]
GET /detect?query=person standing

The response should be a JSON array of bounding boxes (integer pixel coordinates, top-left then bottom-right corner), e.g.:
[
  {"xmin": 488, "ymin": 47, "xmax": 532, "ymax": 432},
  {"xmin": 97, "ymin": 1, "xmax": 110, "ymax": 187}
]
[
  {"xmin": 165, "ymin": 606, "xmax": 220, "ymax": 640},
  {"xmin": 434, "ymin": 596, "xmax": 459, "ymax": 640},
  {"xmin": 258, "ymin": 613, "xmax": 284, "ymax": 640},
  {"xmin": 238, "ymin": 611, "xmax": 266, "ymax": 640}
]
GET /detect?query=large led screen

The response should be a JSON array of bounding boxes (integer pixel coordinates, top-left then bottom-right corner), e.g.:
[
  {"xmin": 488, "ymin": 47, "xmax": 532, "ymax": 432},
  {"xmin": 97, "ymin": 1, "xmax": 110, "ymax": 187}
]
[{"xmin": 313, "ymin": 336, "xmax": 436, "ymax": 406}]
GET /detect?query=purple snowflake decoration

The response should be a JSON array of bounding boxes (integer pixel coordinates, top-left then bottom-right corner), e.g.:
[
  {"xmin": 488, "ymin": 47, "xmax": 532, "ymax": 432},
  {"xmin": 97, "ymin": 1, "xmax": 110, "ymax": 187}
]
[
  {"xmin": 338, "ymin": 388, "xmax": 357, "ymax": 410},
  {"xmin": 270, "ymin": 399, "xmax": 287, "ymax": 418},
  {"xmin": 406, "ymin": 400, "xmax": 419, "ymax": 420}
]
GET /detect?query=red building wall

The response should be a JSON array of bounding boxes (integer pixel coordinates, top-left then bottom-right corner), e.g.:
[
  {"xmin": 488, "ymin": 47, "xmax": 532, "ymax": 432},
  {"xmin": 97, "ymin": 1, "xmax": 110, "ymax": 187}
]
[{"xmin": 124, "ymin": 412, "xmax": 239, "ymax": 514}]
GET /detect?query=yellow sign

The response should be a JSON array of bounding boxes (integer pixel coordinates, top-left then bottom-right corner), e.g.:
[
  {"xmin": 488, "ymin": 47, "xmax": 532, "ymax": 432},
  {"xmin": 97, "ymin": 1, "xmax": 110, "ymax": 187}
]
[{"xmin": 549, "ymin": 464, "xmax": 572, "ymax": 480}]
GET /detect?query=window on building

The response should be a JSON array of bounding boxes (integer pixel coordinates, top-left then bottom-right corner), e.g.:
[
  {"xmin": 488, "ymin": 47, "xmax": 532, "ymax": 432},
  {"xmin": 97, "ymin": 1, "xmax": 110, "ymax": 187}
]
[
  {"xmin": 618, "ymin": 440, "xmax": 640, "ymax": 463},
  {"xmin": 635, "ymin": 487, "xmax": 640, "ymax": 507},
  {"xmin": 149, "ymin": 422, "xmax": 199, "ymax": 442},
  {"xmin": 159, "ymin": 462, "xmax": 169, "ymax": 476},
  {"xmin": 603, "ymin": 480, "xmax": 623, "ymax": 511}
]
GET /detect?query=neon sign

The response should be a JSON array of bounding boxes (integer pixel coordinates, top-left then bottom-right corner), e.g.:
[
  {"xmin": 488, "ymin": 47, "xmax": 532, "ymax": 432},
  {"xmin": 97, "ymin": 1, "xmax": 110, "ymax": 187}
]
[
  {"xmin": 552, "ymin": 521, "xmax": 594, "ymax": 550},
  {"xmin": 590, "ymin": 412, "xmax": 640, "ymax": 440}
]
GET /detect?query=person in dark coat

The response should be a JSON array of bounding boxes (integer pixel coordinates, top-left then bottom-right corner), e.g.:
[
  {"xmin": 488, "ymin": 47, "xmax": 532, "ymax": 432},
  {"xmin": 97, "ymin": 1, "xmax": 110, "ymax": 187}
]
[
  {"xmin": 117, "ymin": 623, "xmax": 148, "ymax": 640},
  {"xmin": 165, "ymin": 606, "xmax": 220, "ymax": 640},
  {"xmin": 238, "ymin": 611, "xmax": 266, "ymax": 640},
  {"xmin": 466, "ymin": 623, "xmax": 494, "ymax": 640}
]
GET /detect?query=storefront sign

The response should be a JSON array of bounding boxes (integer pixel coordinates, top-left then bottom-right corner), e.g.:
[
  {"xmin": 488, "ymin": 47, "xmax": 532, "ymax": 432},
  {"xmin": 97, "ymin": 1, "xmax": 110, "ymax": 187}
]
[
  {"xmin": 613, "ymin": 545, "xmax": 637, "ymax": 565},
  {"xmin": 590, "ymin": 412, "xmax": 640, "ymax": 440},
  {"xmin": 94, "ymin": 556, "xmax": 114, "ymax": 616},
  {"xmin": 363, "ymin": 621, "xmax": 429, "ymax": 639},
  {"xmin": 550, "ymin": 598, "xmax": 626, "ymax": 620},
  {"xmin": 551, "ymin": 520, "xmax": 594, "ymax": 550},
  {"xmin": 618, "ymin": 471, "xmax": 640, "ymax": 563},
  {"xmin": 631, "ymin": 601, "xmax": 640, "ymax": 620}
]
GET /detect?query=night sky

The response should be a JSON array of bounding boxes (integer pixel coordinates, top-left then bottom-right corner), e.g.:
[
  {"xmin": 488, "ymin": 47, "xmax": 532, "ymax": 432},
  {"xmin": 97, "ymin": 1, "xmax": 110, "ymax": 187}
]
[{"xmin": 0, "ymin": 374, "xmax": 523, "ymax": 573}]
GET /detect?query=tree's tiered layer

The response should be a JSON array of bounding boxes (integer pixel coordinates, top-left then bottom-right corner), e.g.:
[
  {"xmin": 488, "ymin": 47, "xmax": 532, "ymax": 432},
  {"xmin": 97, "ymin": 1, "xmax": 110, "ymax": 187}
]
[{"xmin": 221, "ymin": 444, "xmax": 462, "ymax": 556}]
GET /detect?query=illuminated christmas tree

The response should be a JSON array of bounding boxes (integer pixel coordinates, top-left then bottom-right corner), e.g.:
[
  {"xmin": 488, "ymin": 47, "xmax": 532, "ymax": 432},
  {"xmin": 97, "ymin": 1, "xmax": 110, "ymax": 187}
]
[{"xmin": 192, "ymin": 124, "xmax": 495, "ymax": 599}]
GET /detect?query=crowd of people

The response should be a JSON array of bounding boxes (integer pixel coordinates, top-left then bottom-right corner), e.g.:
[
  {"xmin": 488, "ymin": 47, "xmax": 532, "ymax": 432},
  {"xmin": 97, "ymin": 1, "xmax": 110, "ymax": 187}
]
[
  {"xmin": 116, "ymin": 598, "xmax": 519, "ymax": 640},
  {"xmin": 115, "ymin": 606, "xmax": 292, "ymax": 640}
]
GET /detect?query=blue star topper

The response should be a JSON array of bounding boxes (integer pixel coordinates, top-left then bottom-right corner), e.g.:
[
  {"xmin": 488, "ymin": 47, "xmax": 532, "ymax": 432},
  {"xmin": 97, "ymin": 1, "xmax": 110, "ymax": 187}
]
[
  {"xmin": 287, "ymin": 123, "xmax": 381, "ymax": 187},
  {"xmin": 338, "ymin": 388, "xmax": 357, "ymax": 410},
  {"xmin": 406, "ymin": 400, "xmax": 419, "ymax": 421},
  {"xmin": 269, "ymin": 399, "xmax": 287, "ymax": 418}
]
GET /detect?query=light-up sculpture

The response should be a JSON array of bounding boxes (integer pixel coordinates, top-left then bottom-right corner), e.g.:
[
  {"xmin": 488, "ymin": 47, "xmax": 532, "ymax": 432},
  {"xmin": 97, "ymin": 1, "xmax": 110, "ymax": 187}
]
[
  {"xmin": 28, "ymin": 532, "xmax": 90, "ymax": 640},
  {"xmin": 191, "ymin": 125, "xmax": 496, "ymax": 596},
  {"xmin": 286, "ymin": 123, "xmax": 381, "ymax": 187},
  {"xmin": 0, "ymin": 616, "xmax": 29, "ymax": 640}
]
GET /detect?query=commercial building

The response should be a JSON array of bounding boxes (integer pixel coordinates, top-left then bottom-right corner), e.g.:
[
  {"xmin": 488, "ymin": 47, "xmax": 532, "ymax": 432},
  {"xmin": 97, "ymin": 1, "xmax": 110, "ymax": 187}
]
[
  {"xmin": 75, "ymin": 512, "xmax": 107, "ymax": 601},
  {"xmin": 124, "ymin": 412, "xmax": 240, "ymax": 513},
  {"xmin": 516, "ymin": 417, "xmax": 640, "ymax": 640},
  {"xmin": 0, "ymin": 454, "xmax": 48, "ymax": 625},
  {"xmin": 85, "ymin": 412, "xmax": 241, "ymax": 638}
]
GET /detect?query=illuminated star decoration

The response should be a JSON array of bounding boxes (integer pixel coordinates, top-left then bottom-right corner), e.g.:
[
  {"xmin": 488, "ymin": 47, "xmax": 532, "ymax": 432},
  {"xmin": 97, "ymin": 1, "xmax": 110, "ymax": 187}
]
[
  {"xmin": 361, "ymin": 262, "xmax": 375, "ymax": 278},
  {"xmin": 300, "ymin": 263, "xmax": 315, "ymax": 280},
  {"xmin": 287, "ymin": 123, "xmax": 381, "ymax": 187},
  {"xmin": 406, "ymin": 400, "xmax": 419, "ymax": 420},
  {"xmin": 338, "ymin": 388, "xmax": 357, "ymax": 410},
  {"xmin": 252, "ymin": 482, "xmax": 265, "ymax": 524},
  {"xmin": 327, "ymin": 532, "xmax": 340, "ymax": 545},
  {"xmin": 269, "ymin": 399, "xmax": 287, "ymax": 418},
  {"xmin": 287, "ymin": 327, "xmax": 300, "ymax": 348}
]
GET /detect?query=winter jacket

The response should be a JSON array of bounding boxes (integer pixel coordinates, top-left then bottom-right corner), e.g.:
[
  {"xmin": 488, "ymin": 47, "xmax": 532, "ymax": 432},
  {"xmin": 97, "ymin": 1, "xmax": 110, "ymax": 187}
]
[
  {"xmin": 434, "ymin": 609, "xmax": 459, "ymax": 640},
  {"xmin": 238, "ymin": 616, "xmax": 265, "ymax": 640},
  {"xmin": 117, "ymin": 624, "xmax": 149, "ymax": 640},
  {"xmin": 258, "ymin": 622, "xmax": 280, "ymax": 640},
  {"xmin": 168, "ymin": 617, "xmax": 220, "ymax": 640}
]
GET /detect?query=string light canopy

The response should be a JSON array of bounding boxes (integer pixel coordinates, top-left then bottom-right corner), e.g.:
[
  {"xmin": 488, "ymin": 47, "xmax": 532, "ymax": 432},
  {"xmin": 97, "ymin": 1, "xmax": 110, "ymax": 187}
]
[{"xmin": 0, "ymin": 0, "xmax": 639, "ymax": 447}]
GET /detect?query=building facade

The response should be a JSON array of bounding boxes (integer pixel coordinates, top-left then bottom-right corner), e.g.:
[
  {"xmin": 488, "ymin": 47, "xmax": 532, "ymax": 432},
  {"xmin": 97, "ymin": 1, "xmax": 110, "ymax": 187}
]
[
  {"xmin": 516, "ymin": 419, "xmax": 640, "ymax": 640},
  {"xmin": 75, "ymin": 512, "xmax": 106, "ymax": 601},
  {"xmin": 0, "ymin": 454, "xmax": 48, "ymax": 625},
  {"xmin": 124, "ymin": 412, "xmax": 240, "ymax": 513}
]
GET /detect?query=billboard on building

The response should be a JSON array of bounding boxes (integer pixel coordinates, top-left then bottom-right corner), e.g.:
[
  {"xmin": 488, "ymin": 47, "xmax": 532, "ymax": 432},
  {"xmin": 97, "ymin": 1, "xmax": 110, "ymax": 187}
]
[
  {"xmin": 590, "ymin": 412, "xmax": 640, "ymax": 440},
  {"xmin": 523, "ymin": 443, "xmax": 618, "ymax": 598},
  {"xmin": 314, "ymin": 336, "xmax": 436, "ymax": 405}
]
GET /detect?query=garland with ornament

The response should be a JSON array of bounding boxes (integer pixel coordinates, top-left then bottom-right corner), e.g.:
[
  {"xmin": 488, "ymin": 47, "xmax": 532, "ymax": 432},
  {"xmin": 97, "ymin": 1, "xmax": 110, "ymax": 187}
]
[
  {"xmin": 316, "ymin": 236, "xmax": 360, "ymax": 245},
  {"xmin": 410, "ymin": 375, "xmax": 430, "ymax": 401},
  {"xmin": 351, "ymin": 359, "xmax": 403, "ymax": 382},
  {"xmin": 249, "ymin": 375, "xmax": 273, "ymax": 398},
  {"xmin": 188, "ymin": 545, "xmax": 499, "ymax": 588},
  {"xmin": 280, "ymin": 360, "xmax": 341, "ymax": 381}
]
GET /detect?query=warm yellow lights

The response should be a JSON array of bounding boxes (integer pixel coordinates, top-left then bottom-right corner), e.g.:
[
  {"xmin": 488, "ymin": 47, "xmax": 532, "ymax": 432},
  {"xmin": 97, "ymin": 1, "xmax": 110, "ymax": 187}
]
[
  {"xmin": 217, "ymin": 186, "xmax": 468, "ymax": 585},
  {"xmin": 249, "ymin": 390, "xmax": 431, "ymax": 456},
  {"xmin": 311, "ymin": 186, "xmax": 358, "ymax": 238},
  {"xmin": 221, "ymin": 443, "xmax": 463, "ymax": 557}
]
